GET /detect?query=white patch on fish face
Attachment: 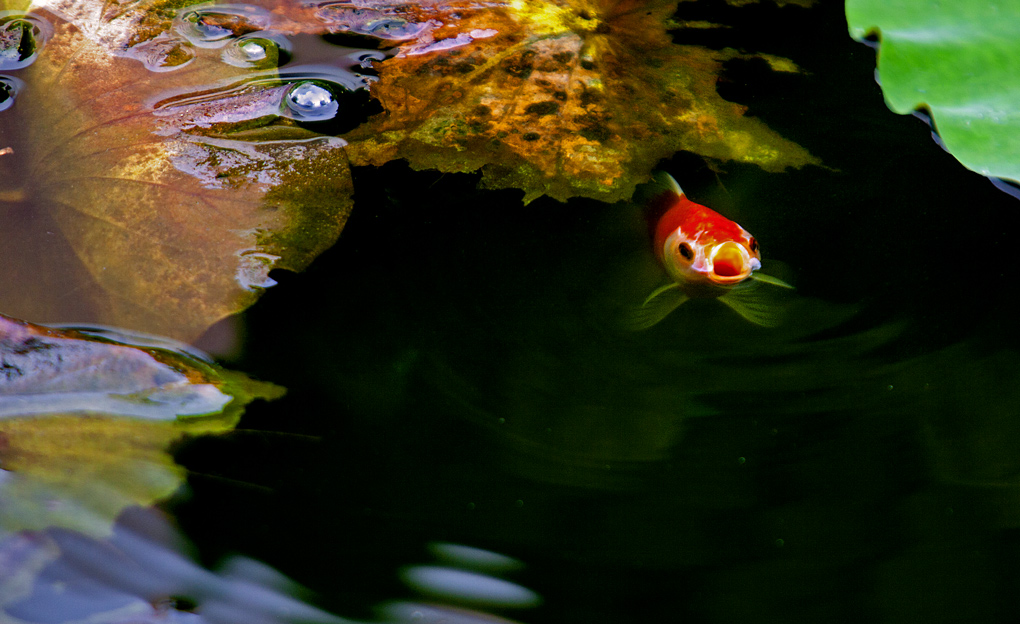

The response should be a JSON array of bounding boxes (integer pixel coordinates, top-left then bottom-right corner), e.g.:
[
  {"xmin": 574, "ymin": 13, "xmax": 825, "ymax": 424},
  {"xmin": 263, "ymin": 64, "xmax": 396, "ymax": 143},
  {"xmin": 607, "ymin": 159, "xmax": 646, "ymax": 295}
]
[{"xmin": 662, "ymin": 228, "xmax": 709, "ymax": 285}]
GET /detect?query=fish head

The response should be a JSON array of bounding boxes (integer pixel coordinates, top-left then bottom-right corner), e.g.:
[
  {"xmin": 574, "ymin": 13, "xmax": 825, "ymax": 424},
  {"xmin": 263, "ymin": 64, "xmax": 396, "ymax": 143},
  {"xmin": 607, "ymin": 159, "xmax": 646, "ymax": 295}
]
[{"xmin": 661, "ymin": 226, "xmax": 761, "ymax": 290}]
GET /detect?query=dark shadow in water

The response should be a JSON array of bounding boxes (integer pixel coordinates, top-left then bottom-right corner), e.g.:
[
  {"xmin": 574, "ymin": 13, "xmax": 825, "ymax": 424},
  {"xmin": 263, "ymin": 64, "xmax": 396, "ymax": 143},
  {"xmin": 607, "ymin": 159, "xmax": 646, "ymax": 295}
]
[{"xmin": 165, "ymin": 1, "xmax": 1020, "ymax": 624}]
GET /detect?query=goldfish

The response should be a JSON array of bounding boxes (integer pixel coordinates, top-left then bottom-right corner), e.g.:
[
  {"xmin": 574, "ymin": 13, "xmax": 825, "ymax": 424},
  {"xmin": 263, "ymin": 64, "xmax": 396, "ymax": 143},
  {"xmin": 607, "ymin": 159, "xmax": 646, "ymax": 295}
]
[{"xmin": 627, "ymin": 171, "xmax": 792, "ymax": 329}]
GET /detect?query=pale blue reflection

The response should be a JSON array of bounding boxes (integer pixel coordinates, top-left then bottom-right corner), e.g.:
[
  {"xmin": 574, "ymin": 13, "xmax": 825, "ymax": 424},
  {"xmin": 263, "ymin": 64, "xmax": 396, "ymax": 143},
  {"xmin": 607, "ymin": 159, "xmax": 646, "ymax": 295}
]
[
  {"xmin": 1, "ymin": 515, "xmax": 546, "ymax": 624},
  {"xmin": 0, "ymin": 319, "xmax": 231, "ymax": 421},
  {"xmin": 400, "ymin": 567, "xmax": 540, "ymax": 609},
  {"xmin": 399, "ymin": 542, "xmax": 540, "ymax": 611},
  {"xmin": 428, "ymin": 543, "xmax": 524, "ymax": 574},
  {"xmin": 0, "ymin": 508, "xmax": 346, "ymax": 624}
]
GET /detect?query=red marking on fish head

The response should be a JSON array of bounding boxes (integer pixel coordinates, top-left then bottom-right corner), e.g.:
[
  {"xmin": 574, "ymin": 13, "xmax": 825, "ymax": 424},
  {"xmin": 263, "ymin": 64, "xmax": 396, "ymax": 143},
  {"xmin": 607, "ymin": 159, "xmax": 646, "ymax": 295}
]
[{"xmin": 655, "ymin": 196, "xmax": 761, "ymax": 290}]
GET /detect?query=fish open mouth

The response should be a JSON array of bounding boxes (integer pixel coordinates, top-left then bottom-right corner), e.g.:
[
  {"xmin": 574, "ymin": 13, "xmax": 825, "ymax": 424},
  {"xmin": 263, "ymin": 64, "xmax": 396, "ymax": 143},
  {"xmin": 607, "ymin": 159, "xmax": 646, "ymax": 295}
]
[{"xmin": 709, "ymin": 242, "xmax": 751, "ymax": 284}]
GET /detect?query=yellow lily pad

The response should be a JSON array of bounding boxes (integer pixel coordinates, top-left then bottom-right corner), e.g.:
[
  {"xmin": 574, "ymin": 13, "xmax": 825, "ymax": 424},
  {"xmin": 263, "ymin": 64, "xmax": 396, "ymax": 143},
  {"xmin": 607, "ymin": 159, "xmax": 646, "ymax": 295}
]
[{"xmin": 0, "ymin": 313, "xmax": 283, "ymax": 536}]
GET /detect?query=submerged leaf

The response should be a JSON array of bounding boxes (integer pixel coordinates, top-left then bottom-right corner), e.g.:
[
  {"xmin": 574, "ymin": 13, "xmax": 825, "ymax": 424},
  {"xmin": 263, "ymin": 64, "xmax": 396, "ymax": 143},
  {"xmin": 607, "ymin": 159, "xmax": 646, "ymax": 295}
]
[
  {"xmin": 0, "ymin": 313, "xmax": 283, "ymax": 536},
  {"xmin": 846, "ymin": 0, "xmax": 1020, "ymax": 186},
  {"xmin": 340, "ymin": 0, "xmax": 821, "ymax": 202},
  {"xmin": 0, "ymin": 0, "xmax": 355, "ymax": 341}
]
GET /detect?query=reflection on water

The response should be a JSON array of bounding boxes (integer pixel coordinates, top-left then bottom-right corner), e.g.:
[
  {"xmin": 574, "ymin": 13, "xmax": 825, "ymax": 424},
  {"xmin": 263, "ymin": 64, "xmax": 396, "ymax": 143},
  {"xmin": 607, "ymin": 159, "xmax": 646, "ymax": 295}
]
[
  {"xmin": 0, "ymin": 507, "xmax": 345, "ymax": 624},
  {"xmin": 1, "ymin": 510, "xmax": 540, "ymax": 624},
  {"xmin": 401, "ymin": 543, "xmax": 540, "ymax": 608}
]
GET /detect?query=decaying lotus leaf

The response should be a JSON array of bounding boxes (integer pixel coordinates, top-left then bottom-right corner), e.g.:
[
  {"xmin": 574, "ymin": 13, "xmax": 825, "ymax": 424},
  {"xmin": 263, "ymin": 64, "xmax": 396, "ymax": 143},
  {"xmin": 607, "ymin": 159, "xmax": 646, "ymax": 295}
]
[
  {"xmin": 0, "ymin": 0, "xmax": 354, "ymax": 341},
  {"xmin": 0, "ymin": 313, "xmax": 283, "ymax": 536},
  {"xmin": 339, "ymin": 0, "xmax": 821, "ymax": 202}
]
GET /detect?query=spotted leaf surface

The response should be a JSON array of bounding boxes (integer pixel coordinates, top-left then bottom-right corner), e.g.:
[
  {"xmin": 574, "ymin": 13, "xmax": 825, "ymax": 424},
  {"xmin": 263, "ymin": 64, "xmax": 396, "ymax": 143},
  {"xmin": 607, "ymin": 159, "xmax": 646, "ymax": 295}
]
[{"xmin": 340, "ymin": 0, "xmax": 821, "ymax": 202}]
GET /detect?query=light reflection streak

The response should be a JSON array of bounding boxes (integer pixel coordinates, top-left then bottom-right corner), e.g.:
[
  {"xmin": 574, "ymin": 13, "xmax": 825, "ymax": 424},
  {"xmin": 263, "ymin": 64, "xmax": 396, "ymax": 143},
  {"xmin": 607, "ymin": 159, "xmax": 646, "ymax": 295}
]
[{"xmin": 1, "ymin": 517, "xmax": 544, "ymax": 624}]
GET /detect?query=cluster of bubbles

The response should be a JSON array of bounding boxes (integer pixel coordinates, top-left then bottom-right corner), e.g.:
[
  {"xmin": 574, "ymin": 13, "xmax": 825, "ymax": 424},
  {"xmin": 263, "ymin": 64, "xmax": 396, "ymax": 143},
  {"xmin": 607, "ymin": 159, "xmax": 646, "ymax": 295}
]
[
  {"xmin": 158, "ymin": 4, "xmax": 386, "ymax": 127},
  {"xmin": 0, "ymin": 3, "xmax": 411, "ymax": 128},
  {"xmin": 315, "ymin": 2, "xmax": 435, "ymax": 44},
  {"xmin": 0, "ymin": 10, "xmax": 51, "ymax": 110}
]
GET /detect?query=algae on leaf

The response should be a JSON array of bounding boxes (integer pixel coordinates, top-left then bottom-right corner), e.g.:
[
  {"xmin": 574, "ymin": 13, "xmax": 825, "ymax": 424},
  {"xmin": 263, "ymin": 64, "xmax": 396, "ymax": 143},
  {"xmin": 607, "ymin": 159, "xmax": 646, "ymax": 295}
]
[
  {"xmin": 338, "ymin": 0, "xmax": 821, "ymax": 203},
  {"xmin": 0, "ymin": 0, "xmax": 354, "ymax": 342},
  {"xmin": 0, "ymin": 314, "xmax": 283, "ymax": 537},
  {"xmin": 847, "ymin": 0, "xmax": 1020, "ymax": 185}
]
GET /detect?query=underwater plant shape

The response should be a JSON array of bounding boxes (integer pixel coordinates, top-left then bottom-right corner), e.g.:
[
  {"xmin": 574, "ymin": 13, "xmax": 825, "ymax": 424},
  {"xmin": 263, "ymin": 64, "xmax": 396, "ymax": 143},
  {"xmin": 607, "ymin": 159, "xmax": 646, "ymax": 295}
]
[
  {"xmin": 846, "ymin": 0, "xmax": 1020, "ymax": 186},
  {"xmin": 0, "ymin": 0, "xmax": 354, "ymax": 342},
  {"xmin": 0, "ymin": 313, "xmax": 284, "ymax": 536},
  {"xmin": 336, "ymin": 0, "xmax": 821, "ymax": 203}
]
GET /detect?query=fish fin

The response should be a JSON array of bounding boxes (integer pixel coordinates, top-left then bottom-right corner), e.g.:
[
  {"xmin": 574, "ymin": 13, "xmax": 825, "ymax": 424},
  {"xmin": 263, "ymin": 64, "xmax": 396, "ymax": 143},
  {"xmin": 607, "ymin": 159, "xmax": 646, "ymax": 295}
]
[
  {"xmin": 652, "ymin": 170, "xmax": 685, "ymax": 197},
  {"xmin": 624, "ymin": 283, "xmax": 689, "ymax": 331},
  {"xmin": 718, "ymin": 280, "xmax": 787, "ymax": 327},
  {"xmin": 750, "ymin": 272, "xmax": 795, "ymax": 289},
  {"xmin": 636, "ymin": 171, "xmax": 686, "ymax": 206}
]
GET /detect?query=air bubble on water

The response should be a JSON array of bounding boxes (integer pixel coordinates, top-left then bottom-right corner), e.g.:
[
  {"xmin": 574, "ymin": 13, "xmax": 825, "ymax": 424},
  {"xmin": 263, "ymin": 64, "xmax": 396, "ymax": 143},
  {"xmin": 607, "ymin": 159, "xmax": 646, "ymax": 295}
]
[
  {"xmin": 236, "ymin": 251, "xmax": 281, "ymax": 290},
  {"xmin": 221, "ymin": 34, "xmax": 285, "ymax": 69},
  {"xmin": 356, "ymin": 50, "xmax": 386, "ymax": 69},
  {"xmin": 126, "ymin": 33, "xmax": 196, "ymax": 72},
  {"xmin": 0, "ymin": 11, "xmax": 52, "ymax": 70},
  {"xmin": 241, "ymin": 41, "xmax": 266, "ymax": 59},
  {"xmin": 174, "ymin": 5, "xmax": 272, "ymax": 49},
  {"xmin": 362, "ymin": 18, "xmax": 429, "ymax": 40},
  {"xmin": 0, "ymin": 74, "xmax": 23, "ymax": 112},
  {"xmin": 283, "ymin": 81, "xmax": 340, "ymax": 121},
  {"xmin": 290, "ymin": 83, "xmax": 331, "ymax": 108},
  {"xmin": 316, "ymin": 4, "xmax": 433, "ymax": 43}
]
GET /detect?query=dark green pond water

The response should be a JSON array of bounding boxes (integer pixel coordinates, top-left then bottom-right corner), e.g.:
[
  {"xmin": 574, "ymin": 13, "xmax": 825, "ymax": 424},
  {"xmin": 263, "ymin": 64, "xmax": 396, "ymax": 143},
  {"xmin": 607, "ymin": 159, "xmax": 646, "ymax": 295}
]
[
  {"xmin": 158, "ymin": 2, "xmax": 1020, "ymax": 623},
  {"xmin": 9, "ymin": 0, "xmax": 1020, "ymax": 622}
]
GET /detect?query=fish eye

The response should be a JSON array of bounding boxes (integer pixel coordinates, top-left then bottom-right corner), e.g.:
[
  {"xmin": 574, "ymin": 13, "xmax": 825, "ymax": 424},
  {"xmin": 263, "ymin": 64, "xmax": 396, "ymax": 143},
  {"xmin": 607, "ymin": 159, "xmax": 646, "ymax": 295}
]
[
  {"xmin": 678, "ymin": 242, "xmax": 694, "ymax": 261},
  {"xmin": 749, "ymin": 237, "xmax": 759, "ymax": 253}
]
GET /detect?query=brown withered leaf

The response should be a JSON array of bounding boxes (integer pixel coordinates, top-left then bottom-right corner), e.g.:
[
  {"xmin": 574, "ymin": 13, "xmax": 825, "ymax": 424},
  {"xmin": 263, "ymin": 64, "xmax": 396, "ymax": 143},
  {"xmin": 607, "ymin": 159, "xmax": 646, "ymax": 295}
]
[
  {"xmin": 0, "ymin": 313, "xmax": 283, "ymax": 536},
  {"xmin": 0, "ymin": 0, "xmax": 353, "ymax": 341},
  {"xmin": 337, "ymin": 0, "xmax": 821, "ymax": 202}
]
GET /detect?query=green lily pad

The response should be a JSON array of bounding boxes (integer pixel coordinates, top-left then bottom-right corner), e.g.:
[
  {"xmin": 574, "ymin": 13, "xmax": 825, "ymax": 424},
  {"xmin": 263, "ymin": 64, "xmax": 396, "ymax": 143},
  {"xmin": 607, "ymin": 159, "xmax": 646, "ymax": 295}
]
[{"xmin": 846, "ymin": 0, "xmax": 1020, "ymax": 183}]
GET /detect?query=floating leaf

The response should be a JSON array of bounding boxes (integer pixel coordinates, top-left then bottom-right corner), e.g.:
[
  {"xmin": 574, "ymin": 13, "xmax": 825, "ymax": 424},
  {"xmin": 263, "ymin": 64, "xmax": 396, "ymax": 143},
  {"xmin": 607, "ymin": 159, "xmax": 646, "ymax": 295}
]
[
  {"xmin": 339, "ymin": 0, "xmax": 821, "ymax": 202},
  {"xmin": 0, "ymin": 0, "xmax": 355, "ymax": 341},
  {"xmin": 846, "ymin": 0, "xmax": 1020, "ymax": 185},
  {"xmin": 0, "ymin": 313, "xmax": 283, "ymax": 536}
]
